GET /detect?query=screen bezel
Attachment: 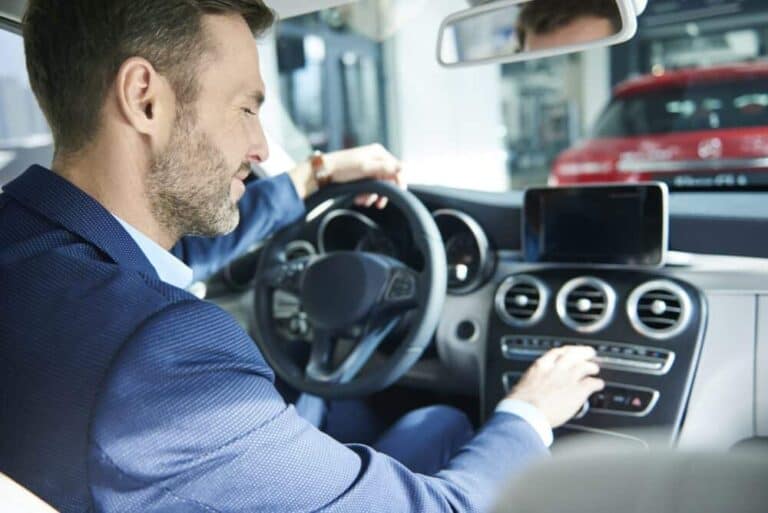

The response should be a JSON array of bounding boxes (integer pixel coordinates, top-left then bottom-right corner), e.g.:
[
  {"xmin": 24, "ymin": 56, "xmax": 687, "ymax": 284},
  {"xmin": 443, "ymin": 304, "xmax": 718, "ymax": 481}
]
[{"xmin": 522, "ymin": 183, "xmax": 669, "ymax": 268}]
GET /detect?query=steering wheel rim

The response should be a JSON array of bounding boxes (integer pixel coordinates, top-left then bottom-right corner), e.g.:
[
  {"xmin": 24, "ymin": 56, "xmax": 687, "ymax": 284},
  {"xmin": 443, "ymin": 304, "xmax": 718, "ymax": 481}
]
[{"xmin": 253, "ymin": 180, "xmax": 447, "ymax": 398}]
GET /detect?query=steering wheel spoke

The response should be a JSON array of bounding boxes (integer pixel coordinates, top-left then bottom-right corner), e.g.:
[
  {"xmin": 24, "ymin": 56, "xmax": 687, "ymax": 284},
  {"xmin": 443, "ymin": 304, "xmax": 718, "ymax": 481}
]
[
  {"xmin": 380, "ymin": 265, "xmax": 420, "ymax": 313},
  {"xmin": 305, "ymin": 317, "xmax": 401, "ymax": 384}
]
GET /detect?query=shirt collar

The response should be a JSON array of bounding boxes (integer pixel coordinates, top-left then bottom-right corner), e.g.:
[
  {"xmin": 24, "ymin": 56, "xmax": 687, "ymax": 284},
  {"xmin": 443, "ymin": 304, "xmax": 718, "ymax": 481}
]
[{"xmin": 112, "ymin": 215, "xmax": 194, "ymax": 290}]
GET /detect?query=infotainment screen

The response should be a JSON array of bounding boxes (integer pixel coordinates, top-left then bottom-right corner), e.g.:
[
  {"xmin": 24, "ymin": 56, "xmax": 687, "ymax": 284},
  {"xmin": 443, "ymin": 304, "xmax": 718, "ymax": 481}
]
[{"xmin": 523, "ymin": 184, "xmax": 668, "ymax": 267}]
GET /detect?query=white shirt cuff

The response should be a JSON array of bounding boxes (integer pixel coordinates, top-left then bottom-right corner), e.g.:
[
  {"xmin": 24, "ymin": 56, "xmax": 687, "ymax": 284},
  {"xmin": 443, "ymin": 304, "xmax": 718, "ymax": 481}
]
[{"xmin": 495, "ymin": 399, "xmax": 554, "ymax": 448}]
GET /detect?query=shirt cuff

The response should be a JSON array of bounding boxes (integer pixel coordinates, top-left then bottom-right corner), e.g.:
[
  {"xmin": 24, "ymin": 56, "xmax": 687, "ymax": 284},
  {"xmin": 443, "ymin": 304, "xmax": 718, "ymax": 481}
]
[{"xmin": 495, "ymin": 399, "xmax": 554, "ymax": 448}]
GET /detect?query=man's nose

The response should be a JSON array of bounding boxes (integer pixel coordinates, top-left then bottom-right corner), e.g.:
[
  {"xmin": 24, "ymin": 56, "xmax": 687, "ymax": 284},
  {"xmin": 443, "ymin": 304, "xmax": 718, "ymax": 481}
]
[{"xmin": 246, "ymin": 124, "xmax": 269, "ymax": 164}]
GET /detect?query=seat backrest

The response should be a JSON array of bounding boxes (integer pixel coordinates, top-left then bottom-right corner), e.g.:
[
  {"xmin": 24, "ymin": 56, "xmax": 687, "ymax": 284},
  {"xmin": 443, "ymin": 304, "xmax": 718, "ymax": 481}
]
[
  {"xmin": 0, "ymin": 473, "xmax": 59, "ymax": 513},
  {"xmin": 492, "ymin": 451, "xmax": 768, "ymax": 513}
]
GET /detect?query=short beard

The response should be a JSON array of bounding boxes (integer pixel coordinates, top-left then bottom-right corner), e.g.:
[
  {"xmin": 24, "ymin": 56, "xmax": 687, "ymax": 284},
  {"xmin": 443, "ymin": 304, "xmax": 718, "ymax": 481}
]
[{"xmin": 146, "ymin": 105, "xmax": 241, "ymax": 240}]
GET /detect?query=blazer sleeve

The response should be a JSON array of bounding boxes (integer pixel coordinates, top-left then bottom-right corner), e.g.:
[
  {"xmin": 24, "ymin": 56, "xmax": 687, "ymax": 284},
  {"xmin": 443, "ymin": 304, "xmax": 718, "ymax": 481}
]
[
  {"xmin": 88, "ymin": 300, "xmax": 548, "ymax": 513},
  {"xmin": 170, "ymin": 173, "xmax": 306, "ymax": 282}
]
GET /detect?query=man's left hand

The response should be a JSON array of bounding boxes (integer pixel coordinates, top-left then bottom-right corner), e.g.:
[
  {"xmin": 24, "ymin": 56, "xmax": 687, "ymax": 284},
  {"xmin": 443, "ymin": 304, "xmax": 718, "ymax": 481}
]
[{"xmin": 289, "ymin": 144, "xmax": 405, "ymax": 209}]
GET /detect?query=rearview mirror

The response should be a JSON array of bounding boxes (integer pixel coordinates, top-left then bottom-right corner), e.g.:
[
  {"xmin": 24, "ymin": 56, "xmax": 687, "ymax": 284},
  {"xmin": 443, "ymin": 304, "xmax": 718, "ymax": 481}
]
[{"xmin": 437, "ymin": 0, "xmax": 643, "ymax": 68}]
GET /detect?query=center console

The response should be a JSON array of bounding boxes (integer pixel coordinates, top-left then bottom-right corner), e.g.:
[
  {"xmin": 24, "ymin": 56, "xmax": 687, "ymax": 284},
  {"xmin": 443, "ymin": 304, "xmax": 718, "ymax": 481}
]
[{"xmin": 483, "ymin": 268, "xmax": 706, "ymax": 445}]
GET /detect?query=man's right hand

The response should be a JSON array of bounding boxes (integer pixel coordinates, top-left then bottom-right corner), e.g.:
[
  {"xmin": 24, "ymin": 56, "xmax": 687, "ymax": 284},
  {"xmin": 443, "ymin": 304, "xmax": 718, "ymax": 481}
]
[{"xmin": 507, "ymin": 346, "xmax": 605, "ymax": 428}]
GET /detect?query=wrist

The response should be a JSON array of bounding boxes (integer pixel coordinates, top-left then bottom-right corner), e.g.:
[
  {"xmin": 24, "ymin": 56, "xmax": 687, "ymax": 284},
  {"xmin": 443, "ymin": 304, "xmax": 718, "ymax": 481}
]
[{"xmin": 288, "ymin": 160, "xmax": 318, "ymax": 199}]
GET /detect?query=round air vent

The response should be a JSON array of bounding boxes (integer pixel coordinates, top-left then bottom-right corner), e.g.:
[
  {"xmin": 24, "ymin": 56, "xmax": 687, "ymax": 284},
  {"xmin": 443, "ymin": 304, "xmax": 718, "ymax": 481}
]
[
  {"xmin": 556, "ymin": 277, "xmax": 616, "ymax": 333},
  {"xmin": 495, "ymin": 275, "xmax": 548, "ymax": 328},
  {"xmin": 628, "ymin": 280, "xmax": 692, "ymax": 340}
]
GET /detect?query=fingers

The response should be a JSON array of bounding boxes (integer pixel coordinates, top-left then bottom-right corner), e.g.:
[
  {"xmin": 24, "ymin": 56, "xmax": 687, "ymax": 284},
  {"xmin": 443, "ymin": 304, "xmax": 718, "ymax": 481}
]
[
  {"xmin": 580, "ymin": 376, "xmax": 606, "ymax": 395},
  {"xmin": 535, "ymin": 345, "xmax": 595, "ymax": 368}
]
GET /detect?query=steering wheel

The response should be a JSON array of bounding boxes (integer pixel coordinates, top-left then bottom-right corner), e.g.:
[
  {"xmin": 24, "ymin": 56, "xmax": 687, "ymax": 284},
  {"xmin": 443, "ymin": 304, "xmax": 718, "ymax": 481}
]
[{"xmin": 253, "ymin": 180, "xmax": 447, "ymax": 398}]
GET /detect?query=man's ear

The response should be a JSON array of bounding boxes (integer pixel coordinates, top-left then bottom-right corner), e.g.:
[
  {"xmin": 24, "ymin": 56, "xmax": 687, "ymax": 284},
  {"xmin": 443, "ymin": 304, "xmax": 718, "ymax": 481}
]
[{"xmin": 113, "ymin": 57, "xmax": 174, "ymax": 145}]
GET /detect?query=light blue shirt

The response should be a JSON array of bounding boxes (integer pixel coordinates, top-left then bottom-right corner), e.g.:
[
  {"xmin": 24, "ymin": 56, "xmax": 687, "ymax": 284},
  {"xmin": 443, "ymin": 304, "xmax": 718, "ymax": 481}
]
[
  {"xmin": 112, "ymin": 216, "xmax": 194, "ymax": 290},
  {"xmin": 113, "ymin": 215, "xmax": 553, "ymax": 447}
]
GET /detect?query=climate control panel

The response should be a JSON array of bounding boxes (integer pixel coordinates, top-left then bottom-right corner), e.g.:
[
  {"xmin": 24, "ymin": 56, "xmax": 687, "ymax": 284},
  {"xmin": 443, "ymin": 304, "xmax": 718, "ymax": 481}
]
[{"xmin": 500, "ymin": 336, "xmax": 675, "ymax": 375}]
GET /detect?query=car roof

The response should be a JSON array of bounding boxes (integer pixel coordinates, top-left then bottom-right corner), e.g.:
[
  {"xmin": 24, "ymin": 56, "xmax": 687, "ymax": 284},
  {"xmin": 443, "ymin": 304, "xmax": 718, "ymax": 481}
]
[{"xmin": 614, "ymin": 62, "xmax": 768, "ymax": 98}]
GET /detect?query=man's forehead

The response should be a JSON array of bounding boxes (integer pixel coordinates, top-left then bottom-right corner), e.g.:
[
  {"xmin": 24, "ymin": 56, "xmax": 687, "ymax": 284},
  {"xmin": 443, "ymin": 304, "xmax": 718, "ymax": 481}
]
[{"xmin": 198, "ymin": 13, "xmax": 266, "ymax": 97}]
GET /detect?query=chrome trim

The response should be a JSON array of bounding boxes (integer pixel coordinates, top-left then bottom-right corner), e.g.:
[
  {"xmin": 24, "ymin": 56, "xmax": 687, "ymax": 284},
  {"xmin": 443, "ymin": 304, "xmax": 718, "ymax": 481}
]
[
  {"xmin": 494, "ymin": 275, "xmax": 549, "ymax": 328},
  {"xmin": 499, "ymin": 336, "xmax": 676, "ymax": 376},
  {"xmin": 590, "ymin": 382, "xmax": 660, "ymax": 418},
  {"xmin": 433, "ymin": 209, "xmax": 492, "ymax": 295},
  {"xmin": 627, "ymin": 280, "xmax": 693, "ymax": 340},
  {"xmin": 556, "ymin": 277, "xmax": 617, "ymax": 334},
  {"xmin": 618, "ymin": 157, "xmax": 768, "ymax": 174},
  {"xmin": 317, "ymin": 209, "xmax": 380, "ymax": 254}
]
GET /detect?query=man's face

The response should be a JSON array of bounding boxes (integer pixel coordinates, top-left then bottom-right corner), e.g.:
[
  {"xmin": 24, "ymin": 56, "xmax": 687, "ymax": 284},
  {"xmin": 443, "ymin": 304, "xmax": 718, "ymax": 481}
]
[
  {"xmin": 146, "ymin": 14, "xmax": 268, "ymax": 238},
  {"xmin": 524, "ymin": 15, "xmax": 616, "ymax": 52}
]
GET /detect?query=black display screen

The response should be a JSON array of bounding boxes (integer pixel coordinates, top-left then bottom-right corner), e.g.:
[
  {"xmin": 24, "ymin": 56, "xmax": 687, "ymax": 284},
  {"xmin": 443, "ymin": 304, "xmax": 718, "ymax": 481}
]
[{"xmin": 523, "ymin": 184, "xmax": 668, "ymax": 266}]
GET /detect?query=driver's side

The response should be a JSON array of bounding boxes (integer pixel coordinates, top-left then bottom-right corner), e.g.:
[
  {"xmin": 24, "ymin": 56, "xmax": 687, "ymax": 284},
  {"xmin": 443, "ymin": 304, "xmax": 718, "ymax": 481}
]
[{"xmin": 0, "ymin": 1, "xmax": 604, "ymax": 512}]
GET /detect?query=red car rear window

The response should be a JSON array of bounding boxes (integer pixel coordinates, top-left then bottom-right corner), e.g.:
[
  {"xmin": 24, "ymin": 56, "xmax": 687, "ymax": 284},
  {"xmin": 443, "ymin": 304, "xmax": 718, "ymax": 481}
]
[{"xmin": 593, "ymin": 78, "xmax": 768, "ymax": 138}]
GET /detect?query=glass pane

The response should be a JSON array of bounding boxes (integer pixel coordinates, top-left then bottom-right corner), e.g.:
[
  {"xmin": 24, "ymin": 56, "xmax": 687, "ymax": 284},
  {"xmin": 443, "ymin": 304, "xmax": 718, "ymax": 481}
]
[{"xmin": 0, "ymin": 30, "xmax": 52, "ymax": 185}]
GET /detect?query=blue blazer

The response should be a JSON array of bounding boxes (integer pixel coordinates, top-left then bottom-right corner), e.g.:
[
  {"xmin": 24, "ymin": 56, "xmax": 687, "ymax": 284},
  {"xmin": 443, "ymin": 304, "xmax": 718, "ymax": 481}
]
[{"xmin": 0, "ymin": 165, "xmax": 546, "ymax": 513}]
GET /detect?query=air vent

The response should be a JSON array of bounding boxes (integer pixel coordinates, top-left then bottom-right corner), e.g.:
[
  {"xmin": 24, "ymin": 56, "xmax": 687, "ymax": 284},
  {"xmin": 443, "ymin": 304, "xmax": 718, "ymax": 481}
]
[
  {"xmin": 495, "ymin": 275, "xmax": 548, "ymax": 328},
  {"xmin": 557, "ymin": 277, "xmax": 616, "ymax": 333},
  {"xmin": 628, "ymin": 280, "xmax": 692, "ymax": 340}
]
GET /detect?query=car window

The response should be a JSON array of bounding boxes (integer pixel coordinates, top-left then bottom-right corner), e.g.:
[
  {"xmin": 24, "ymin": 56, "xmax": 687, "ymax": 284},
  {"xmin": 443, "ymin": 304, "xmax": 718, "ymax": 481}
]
[
  {"xmin": 595, "ymin": 80, "xmax": 768, "ymax": 137},
  {"xmin": 0, "ymin": 29, "xmax": 52, "ymax": 185}
]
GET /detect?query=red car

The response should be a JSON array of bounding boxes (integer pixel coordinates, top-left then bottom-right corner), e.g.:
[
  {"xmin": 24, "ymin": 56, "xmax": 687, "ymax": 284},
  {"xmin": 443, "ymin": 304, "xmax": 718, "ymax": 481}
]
[{"xmin": 551, "ymin": 63, "xmax": 768, "ymax": 189}]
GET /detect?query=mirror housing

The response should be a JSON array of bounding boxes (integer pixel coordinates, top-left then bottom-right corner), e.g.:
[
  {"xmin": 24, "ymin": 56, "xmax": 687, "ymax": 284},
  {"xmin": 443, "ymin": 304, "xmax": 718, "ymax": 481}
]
[{"xmin": 437, "ymin": 0, "xmax": 643, "ymax": 68}]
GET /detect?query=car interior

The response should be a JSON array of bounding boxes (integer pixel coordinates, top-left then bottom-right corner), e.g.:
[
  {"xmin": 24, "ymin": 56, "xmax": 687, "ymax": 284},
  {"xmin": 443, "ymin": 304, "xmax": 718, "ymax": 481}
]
[{"xmin": 1, "ymin": 0, "xmax": 768, "ymax": 511}]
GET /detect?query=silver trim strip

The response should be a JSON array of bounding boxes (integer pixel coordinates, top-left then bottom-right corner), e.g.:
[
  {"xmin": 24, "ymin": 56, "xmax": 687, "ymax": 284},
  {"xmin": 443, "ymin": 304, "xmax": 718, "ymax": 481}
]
[
  {"xmin": 494, "ymin": 275, "xmax": 549, "ymax": 328},
  {"xmin": 432, "ymin": 209, "xmax": 492, "ymax": 295},
  {"xmin": 500, "ymin": 336, "xmax": 676, "ymax": 376},
  {"xmin": 627, "ymin": 280, "xmax": 693, "ymax": 340},
  {"xmin": 556, "ymin": 277, "xmax": 617, "ymax": 334},
  {"xmin": 618, "ymin": 157, "xmax": 768, "ymax": 174}
]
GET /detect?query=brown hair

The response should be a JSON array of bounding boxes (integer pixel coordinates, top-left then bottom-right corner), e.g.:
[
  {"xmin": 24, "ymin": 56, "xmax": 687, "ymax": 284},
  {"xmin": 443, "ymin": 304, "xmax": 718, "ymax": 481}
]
[
  {"xmin": 23, "ymin": 0, "xmax": 275, "ymax": 157},
  {"xmin": 517, "ymin": 0, "xmax": 622, "ymax": 49}
]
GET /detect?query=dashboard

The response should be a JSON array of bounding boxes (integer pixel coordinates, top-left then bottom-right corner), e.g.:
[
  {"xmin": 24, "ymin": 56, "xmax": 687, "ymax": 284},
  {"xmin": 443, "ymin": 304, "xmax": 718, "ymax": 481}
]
[{"xmin": 211, "ymin": 185, "xmax": 768, "ymax": 451}]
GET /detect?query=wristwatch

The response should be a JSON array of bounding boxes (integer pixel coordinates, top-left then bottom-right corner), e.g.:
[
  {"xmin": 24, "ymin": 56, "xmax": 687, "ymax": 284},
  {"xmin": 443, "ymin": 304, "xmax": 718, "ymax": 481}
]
[{"xmin": 310, "ymin": 150, "xmax": 333, "ymax": 189}]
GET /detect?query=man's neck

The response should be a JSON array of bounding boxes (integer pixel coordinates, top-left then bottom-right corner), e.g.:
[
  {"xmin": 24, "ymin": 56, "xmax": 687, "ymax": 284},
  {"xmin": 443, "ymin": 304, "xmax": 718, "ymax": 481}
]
[{"xmin": 52, "ymin": 144, "xmax": 178, "ymax": 250}]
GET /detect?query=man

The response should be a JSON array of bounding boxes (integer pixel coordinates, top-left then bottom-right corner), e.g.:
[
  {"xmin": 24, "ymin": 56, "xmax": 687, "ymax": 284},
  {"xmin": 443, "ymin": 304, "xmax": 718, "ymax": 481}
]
[
  {"xmin": 517, "ymin": 0, "xmax": 622, "ymax": 52},
  {"xmin": 0, "ymin": 1, "xmax": 603, "ymax": 512}
]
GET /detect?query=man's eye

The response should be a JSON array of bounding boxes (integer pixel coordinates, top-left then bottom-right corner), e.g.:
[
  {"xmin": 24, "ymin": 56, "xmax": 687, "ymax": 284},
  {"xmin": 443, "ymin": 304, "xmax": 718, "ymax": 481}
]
[{"xmin": 242, "ymin": 108, "xmax": 258, "ymax": 116}]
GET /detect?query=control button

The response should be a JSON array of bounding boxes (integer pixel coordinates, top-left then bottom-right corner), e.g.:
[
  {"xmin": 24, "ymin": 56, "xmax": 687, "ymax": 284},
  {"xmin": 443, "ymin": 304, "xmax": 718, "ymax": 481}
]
[
  {"xmin": 589, "ymin": 384, "xmax": 658, "ymax": 416},
  {"xmin": 627, "ymin": 390, "xmax": 655, "ymax": 412},
  {"xmin": 609, "ymin": 391, "xmax": 629, "ymax": 409},
  {"xmin": 589, "ymin": 391, "xmax": 607, "ymax": 409},
  {"xmin": 387, "ymin": 271, "xmax": 416, "ymax": 301}
]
